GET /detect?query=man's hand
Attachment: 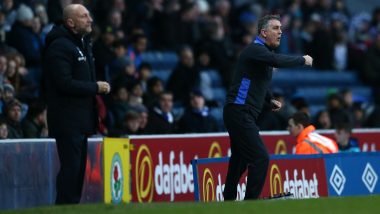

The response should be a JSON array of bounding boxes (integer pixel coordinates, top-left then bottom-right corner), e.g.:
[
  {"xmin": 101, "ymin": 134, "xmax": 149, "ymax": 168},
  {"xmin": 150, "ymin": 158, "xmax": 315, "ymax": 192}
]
[
  {"xmin": 271, "ymin": 99, "xmax": 282, "ymax": 112},
  {"xmin": 303, "ymin": 55, "xmax": 313, "ymax": 66},
  {"xmin": 97, "ymin": 81, "xmax": 111, "ymax": 94}
]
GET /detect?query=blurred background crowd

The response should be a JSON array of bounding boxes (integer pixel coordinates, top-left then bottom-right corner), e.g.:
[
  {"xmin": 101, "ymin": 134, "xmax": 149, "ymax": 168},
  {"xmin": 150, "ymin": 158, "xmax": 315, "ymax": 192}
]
[{"xmin": 0, "ymin": 0, "xmax": 380, "ymax": 139}]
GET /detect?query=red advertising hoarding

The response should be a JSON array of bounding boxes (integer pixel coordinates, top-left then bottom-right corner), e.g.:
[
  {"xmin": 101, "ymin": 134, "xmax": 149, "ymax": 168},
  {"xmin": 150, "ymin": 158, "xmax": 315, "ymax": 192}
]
[
  {"xmin": 195, "ymin": 159, "xmax": 247, "ymax": 201},
  {"xmin": 260, "ymin": 129, "xmax": 380, "ymax": 154},
  {"xmin": 194, "ymin": 157, "xmax": 328, "ymax": 201},
  {"xmin": 129, "ymin": 129, "xmax": 380, "ymax": 202},
  {"xmin": 129, "ymin": 134, "xmax": 230, "ymax": 202}
]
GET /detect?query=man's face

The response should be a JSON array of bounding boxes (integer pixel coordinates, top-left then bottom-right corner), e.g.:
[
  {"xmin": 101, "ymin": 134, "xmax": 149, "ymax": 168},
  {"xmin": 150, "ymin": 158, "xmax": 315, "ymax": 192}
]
[
  {"xmin": 181, "ymin": 49, "xmax": 194, "ymax": 67},
  {"xmin": 287, "ymin": 118, "xmax": 302, "ymax": 137},
  {"xmin": 126, "ymin": 119, "xmax": 140, "ymax": 133},
  {"xmin": 334, "ymin": 129, "xmax": 350, "ymax": 145},
  {"xmin": 190, "ymin": 95, "xmax": 205, "ymax": 110},
  {"xmin": 0, "ymin": 124, "xmax": 8, "ymax": 139},
  {"xmin": 71, "ymin": 5, "xmax": 93, "ymax": 35},
  {"xmin": 0, "ymin": 56, "xmax": 7, "ymax": 74},
  {"xmin": 159, "ymin": 94, "xmax": 173, "ymax": 113},
  {"xmin": 8, "ymin": 105, "xmax": 22, "ymax": 122},
  {"xmin": 262, "ymin": 19, "xmax": 282, "ymax": 48},
  {"xmin": 136, "ymin": 38, "xmax": 147, "ymax": 53},
  {"xmin": 139, "ymin": 112, "xmax": 148, "ymax": 129}
]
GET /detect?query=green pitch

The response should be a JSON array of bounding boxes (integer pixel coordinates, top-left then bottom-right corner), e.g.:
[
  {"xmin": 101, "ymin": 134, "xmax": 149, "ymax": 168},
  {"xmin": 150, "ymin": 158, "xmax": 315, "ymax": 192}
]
[{"xmin": 3, "ymin": 196, "xmax": 380, "ymax": 214}]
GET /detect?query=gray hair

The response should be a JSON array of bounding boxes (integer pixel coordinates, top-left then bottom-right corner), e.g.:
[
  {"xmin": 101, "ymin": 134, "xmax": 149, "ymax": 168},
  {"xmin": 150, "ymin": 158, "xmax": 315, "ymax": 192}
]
[{"xmin": 257, "ymin": 14, "xmax": 280, "ymax": 35}]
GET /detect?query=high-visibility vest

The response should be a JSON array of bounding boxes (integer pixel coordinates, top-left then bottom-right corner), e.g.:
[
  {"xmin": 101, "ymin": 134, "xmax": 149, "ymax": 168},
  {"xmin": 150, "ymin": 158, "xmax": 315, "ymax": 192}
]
[{"xmin": 295, "ymin": 125, "xmax": 338, "ymax": 154}]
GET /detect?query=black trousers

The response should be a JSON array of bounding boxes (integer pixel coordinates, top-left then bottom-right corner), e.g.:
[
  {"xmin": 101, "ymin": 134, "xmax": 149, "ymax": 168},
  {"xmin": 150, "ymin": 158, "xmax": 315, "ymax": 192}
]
[
  {"xmin": 223, "ymin": 104, "xmax": 269, "ymax": 200},
  {"xmin": 55, "ymin": 134, "xmax": 88, "ymax": 204}
]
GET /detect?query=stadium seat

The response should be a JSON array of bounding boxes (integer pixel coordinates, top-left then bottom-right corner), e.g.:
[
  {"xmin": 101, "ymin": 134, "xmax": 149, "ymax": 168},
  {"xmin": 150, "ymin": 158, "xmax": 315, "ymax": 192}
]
[
  {"xmin": 211, "ymin": 87, "xmax": 227, "ymax": 105},
  {"xmin": 272, "ymin": 70, "xmax": 361, "ymax": 87},
  {"xmin": 308, "ymin": 105, "xmax": 326, "ymax": 117},
  {"xmin": 151, "ymin": 69, "xmax": 172, "ymax": 86},
  {"xmin": 209, "ymin": 107, "xmax": 225, "ymax": 131},
  {"xmin": 294, "ymin": 86, "xmax": 372, "ymax": 105},
  {"xmin": 200, "ymin": 69, "xmax": 223, "ymax": 87},
  {"xmin": 141, "ymin": 51, "xmax": 178, "ymax": 70}
]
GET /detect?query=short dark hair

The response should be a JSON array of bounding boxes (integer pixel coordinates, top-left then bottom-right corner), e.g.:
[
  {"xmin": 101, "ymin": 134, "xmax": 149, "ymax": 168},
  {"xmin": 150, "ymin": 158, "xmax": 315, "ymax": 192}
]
[
  {"xmin": 138, "ymin": 62, "xmax": 152, "ymax": 71},
  {"xmin": 289, "ymin": 112, "xmax": 310, "ymax": 127},
  {"xmin": 335, "ymin": 123, "xmax": 352, "ymax": 134},
  {"xmin": 257, "ymin": 14, "xmax": 281, "ymax": 35},
  {"xmin": 124, "ymin": 110, "xmax": 140, "ymax": 121},
  {"xmin": 159, "ymin": 91, "xmax": 173, "ymax": 100}
]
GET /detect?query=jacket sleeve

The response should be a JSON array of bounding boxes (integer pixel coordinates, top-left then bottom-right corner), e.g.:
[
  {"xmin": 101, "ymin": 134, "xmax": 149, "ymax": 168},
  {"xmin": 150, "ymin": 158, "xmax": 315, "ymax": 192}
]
[
  {"xmin": 45, "ymin": 40, "xmax": 98, "ymax": 96},
  {"xmin": 248, "ymin": 46, "xmax": 305, "ymax": 68}
]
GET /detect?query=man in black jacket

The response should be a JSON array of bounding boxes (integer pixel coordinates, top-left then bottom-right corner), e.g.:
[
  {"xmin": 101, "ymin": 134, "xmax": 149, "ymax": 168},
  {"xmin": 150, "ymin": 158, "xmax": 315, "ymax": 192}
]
[
  {"xmin": 43, "ymin": 4, "xmax": 110, "ymax": 204},
  {"xmin": 223, "ymin": 15, "xmax": 313, "ymax": 200}
]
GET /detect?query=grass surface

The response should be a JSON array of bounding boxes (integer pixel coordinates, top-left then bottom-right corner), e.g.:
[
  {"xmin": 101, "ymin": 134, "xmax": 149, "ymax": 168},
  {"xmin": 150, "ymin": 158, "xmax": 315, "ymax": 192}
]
[{"xmin": 2, "ymin": 196, "xmax": 380, "ymax": 214}]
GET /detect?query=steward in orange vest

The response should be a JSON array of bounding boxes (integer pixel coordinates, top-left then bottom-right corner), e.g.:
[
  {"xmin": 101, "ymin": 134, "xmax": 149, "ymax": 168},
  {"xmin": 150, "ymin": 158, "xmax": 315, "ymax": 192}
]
[{"xmin": 287, "ymin": 112, "xmax": 338, "ymax": 154}]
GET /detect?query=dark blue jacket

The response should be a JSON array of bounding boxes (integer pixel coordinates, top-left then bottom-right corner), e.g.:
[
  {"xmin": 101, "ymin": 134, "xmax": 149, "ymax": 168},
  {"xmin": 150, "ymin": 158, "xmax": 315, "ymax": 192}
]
[
  {"xmin": 43, "ymin": 25, "xmax": 98, "ymax": 136},
  {"xmin": 226, "ymin": 37, "xmax": 305, "ymax": 118}
]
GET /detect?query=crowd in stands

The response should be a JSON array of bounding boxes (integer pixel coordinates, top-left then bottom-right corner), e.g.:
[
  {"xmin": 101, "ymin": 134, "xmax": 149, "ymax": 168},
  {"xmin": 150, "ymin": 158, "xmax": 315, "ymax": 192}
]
[{"xmin": 0, "ymin": 0, "xmax": 380, "ymax": 139}]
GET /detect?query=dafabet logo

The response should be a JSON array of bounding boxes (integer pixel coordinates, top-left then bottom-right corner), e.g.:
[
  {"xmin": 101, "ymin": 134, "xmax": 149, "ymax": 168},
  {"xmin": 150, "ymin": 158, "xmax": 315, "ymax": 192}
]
[
  {"xmin": 274, "ymin": 140, "xmax": 287, "ymax": 154},
  {"xmin": 202, "ymin": 168, "xmax": 215, "ymax": 201},
  {"xmin": 269, "ymin": 163, "xmax": 320, "ymax": 199},
  {"xmin": 208, "ymin": 142, "xmax": 223, "ymax": 158},
  {"xmin": 135, "ymin": 144, "xmax": 154, "ymax": 202}
]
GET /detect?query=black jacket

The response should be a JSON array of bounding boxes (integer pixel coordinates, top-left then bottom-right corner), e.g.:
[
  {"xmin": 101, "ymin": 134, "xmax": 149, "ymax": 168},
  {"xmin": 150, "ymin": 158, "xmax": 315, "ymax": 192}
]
[
  {"xmin": 226, "ymin": 37, "xmax": 305, "ymax": 118},
  {"xmin": 178, "ymin": 108, "xmax": 219, "ymax": 133},
  {"xmin": 43, "ymin": 25, "xmax": 98, "ymax": 137}
]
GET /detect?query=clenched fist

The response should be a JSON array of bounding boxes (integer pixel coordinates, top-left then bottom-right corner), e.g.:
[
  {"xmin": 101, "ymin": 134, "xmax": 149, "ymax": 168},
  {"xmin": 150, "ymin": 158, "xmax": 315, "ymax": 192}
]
[
  {"xmin": 303, "ymin": 55, "xmax": 313, "ymax": 66},
  {"xmin": 97, "ymin": 81, "xmax": 111, "ymax": 94}
]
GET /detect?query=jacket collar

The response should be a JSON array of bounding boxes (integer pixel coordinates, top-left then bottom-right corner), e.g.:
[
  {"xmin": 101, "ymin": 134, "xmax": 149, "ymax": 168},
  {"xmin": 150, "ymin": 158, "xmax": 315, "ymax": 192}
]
[{"xmin": 297, "ymin": 125, "xmax": 316, "ymax": 143}]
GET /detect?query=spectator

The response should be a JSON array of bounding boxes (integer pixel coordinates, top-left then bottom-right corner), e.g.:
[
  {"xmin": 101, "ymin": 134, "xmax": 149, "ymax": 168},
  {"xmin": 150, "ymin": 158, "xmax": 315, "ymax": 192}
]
[
  {"xmin": 93, "ymin": 25, "xmax": 117, "ymax": 82},
  {"xmin": 143, "ymin": 76, "xmax": 164, "ymax": 109},
  {"xmin": 1, "ymin": 0, "xmax": 17, "ymax": 32},
  {"xmin": 0, "ymin": 119, "xmax": 8, "ymax": 139},
  {"xmin": 2, "ymin": 83, "xmax": 15, "ymax": 104},
  {"xmin": 195, "ymin": 14, "xmax": 234, "ymax": 87},
  {"xmin": 327, "ymin": 93, "xmax": 351, "ymax": 128},
  {"xmin": 127, "ymin": 33, "xmax": 148, "ymax": 68},
  {"xmin": 21, "ymin": 101, "xmax": 48, "ymax": 138},
  {"xmin": 334, "ymin": 123, "xmax": 360, "ymax": 152},
  {"xmin": 287, "ymin": 112, "xmax": 338, "ymax": 154},
  {"xmin": 127, "ymin": 81, "xmax": 144, "ymax": 108},
  {"xmin": 7, "ymin": 4, "xmax": 43, "ymax": 68},
  {"xmin": 145, "ymin": 91, "xmax": 177, "ymax": 134},
  {"xmin": 109, "ymin": 110, "xmax": 141, "ymax": 137},
  {"xmin": 5, "ymin": 54, "xmax": 36, "ymax": 101},
  {"xmin": 111, "ymin": 85, "xmax": 131, "ymax": 129},
  {"xmin": 291, "ymin": 96, "xmax": 310, "ymax": 115},
  {"xmin": 111, "ymin": 56, "xmax": 138, "ymax": 89},
  {"xmin": 0, "ymin": 54, "xmax": 7, "ymax": 84},
  {"xmin": 109, "ymin": 40, "xmax": 130, "ymax": 78},
  {"xmin": 3, "ymin": 99, "xmax": 23, "ymax": 138},
  {"xmin": 314, "ymin": 109, "xmax": 332, "ymax": 129},
  {"xmin": 178, "ymin": 89, "xmax": 218, "ymax": 133},
  {"xmin": 352, "ymin": 102, "xmax": 365, "ymax": 128},
  {"xmin": 106, "ymin": 9, "xmax": 125, "ymax": 40},
  {"xmin": 361, "ymin": 32, "xmax": 380, "ymax": 87},
  {"xmin": 167, "ymin": 46, "xmax": 200, "ymax": 106},
  {"xmin": 136, "ymin": 106, "xmax": 148, "ymax": 134},
  {"xmin": 137, "ymin": 62, "xmax": 152, "ymax": 92},
  {"xmin": 309, "ymin": 13, "xmax": 334, "ymax": 70}
]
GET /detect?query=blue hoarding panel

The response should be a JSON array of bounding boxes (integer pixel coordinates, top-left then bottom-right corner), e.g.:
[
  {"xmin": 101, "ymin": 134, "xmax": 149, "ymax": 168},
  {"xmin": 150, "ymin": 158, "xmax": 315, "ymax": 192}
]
[{"xmin": 324, "ymin": 153, "xmax": 380, "ymax": 196}]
